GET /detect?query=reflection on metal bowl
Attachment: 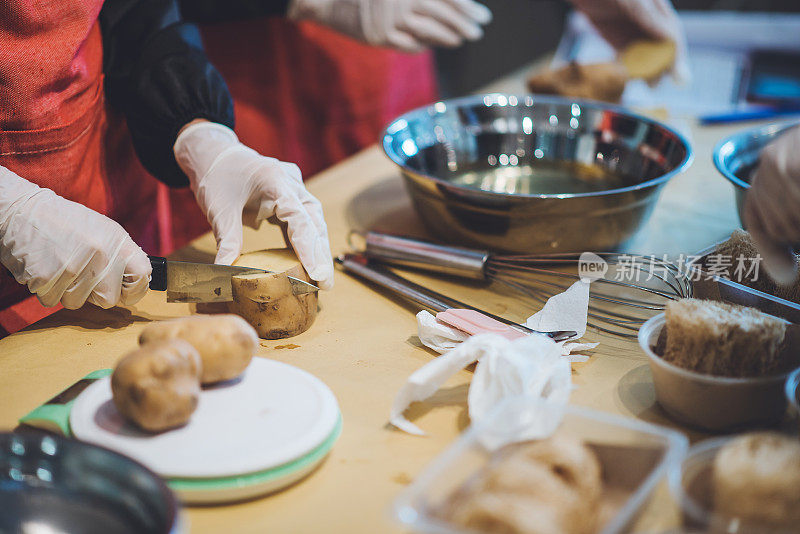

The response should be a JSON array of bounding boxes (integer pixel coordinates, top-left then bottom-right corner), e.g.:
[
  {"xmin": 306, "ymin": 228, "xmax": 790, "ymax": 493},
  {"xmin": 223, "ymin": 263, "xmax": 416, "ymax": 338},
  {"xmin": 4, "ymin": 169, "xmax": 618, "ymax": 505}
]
[
  {"xmin": 382, "ymin": 94, "xmax": 693, "ymax": 253},
  {"xmin": 787, "ymin": 367, "xmax": 800, "ymax": 434},
  {"xmin": 713, "ymin": 120, "xmax": 800, "ymax": 225},
  {"xmin": 0, "ymin": 432, "xmax": 180, "ymax": 533}
]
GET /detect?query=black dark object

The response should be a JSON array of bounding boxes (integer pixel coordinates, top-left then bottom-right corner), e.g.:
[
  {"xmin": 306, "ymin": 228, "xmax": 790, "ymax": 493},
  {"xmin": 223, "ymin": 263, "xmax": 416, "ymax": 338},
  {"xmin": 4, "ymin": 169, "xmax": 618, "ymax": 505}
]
[
  {"xmin": 148, "ymin": 256, "xmax": 168, "ymax": 291},
  {"xmin": 0, "ymin": 432, "xmax": 180, "ymax": 534}
]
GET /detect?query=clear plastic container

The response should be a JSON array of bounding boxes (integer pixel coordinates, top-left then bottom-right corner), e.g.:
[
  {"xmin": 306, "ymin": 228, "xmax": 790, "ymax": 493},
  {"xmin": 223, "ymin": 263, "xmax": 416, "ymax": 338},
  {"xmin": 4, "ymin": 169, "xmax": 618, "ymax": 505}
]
[
  {"xmin": 392, "ymin": 396, "xmax": 688, "ymax": 534},
  {"xmin": 668, "ymin": 437, "xmax": 797, "ymax": 534},
  {"xmin": 638, "ymin": 313, "xmax": 792, "ymax": 432}
]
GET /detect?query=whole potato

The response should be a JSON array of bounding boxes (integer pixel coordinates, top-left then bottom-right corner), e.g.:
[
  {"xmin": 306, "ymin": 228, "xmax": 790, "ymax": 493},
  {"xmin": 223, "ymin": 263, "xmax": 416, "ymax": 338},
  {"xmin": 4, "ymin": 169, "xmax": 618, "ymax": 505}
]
[
  {"xmin": 714, "ymin": 432, "xmax": 800, "ymax": 529},
  {"xmin": 139, "ymin": 314, "xmax": 258, "ymax": 384},
  {"xmin": 111, "ymin": 339, "xmax": 201, "ymax": 432}
]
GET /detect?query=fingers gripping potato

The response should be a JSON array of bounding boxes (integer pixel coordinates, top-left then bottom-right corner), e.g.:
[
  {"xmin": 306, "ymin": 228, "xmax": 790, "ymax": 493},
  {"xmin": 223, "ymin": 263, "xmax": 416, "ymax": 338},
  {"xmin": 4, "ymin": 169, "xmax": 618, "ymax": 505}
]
[
  {"xmin": 139, "ymin": 315, "xmax": 258, "ymax": 384},
  {"xmin": 111, "ymin": 339, "xmax": 201, "ymax": 432}
]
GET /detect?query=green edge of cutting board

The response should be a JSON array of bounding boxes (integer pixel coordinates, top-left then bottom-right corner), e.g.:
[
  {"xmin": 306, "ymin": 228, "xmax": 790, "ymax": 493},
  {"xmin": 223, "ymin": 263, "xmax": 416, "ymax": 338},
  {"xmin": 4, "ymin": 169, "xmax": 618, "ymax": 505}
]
[
  {"xmin": 167, "ymin": 414, "xmax": 342, "ymax": 492},
  {"xmin": 19, "ymin": 369, "xmax": 113, "ymax": 435},
  {"xmin": 19, "ymin": 369, "xmax": 343, "ymax": 498}
]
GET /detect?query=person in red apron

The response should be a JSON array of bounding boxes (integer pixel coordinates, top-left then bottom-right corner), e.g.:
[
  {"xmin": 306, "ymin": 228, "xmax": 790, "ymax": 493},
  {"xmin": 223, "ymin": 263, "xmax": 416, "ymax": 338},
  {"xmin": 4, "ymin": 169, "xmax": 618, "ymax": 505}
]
[
  {"xmin": 192, "ymin": 0, "xmax": 494, "ymax": 171},
  {"xmin": 0, "ymin": 0, "xmax": 333, "ymax": 335},
  {"xmin": 162, "ymin": 0, "xmax": 492, "ymax": 249},
  {"xmin": 170, "ymin": 0, "xmax": 685, "ymax": 251}
]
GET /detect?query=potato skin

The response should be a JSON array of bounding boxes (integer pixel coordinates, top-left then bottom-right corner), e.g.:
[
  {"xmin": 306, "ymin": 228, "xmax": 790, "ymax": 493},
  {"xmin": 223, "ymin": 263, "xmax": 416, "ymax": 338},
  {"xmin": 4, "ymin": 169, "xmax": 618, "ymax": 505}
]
[
  {"xmin": 230, "ymin": 272, "xmax": 317, "ymax": 339},
  {"xmin": 139, "ymin": 315, "xmax": 258, "ymax": 384},
  {"xmin": 527, "ymin": 61, "xmax": 627, "ymax": 103},
  {"xmin": 229, "ymin": 249, "xmax": 318, "ymax": 339},
  {"xmin": 714, "ymin": 432, "xmax": 800, "ymax": 528},
  {"xmin": 111, "ymin": 339, "xmax": 201, "ymax": 432},
  {"xmin": 439, "ymin": 435, "xmax": 602, "ymax": 534}
]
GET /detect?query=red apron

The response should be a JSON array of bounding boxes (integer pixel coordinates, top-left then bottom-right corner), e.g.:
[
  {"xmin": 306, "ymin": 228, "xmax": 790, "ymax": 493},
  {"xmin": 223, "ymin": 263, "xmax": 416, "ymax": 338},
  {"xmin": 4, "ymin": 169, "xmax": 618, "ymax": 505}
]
[
  {"xmin": 0, "ymin": 1, "xmax": 168, "ymax": 335},
  {"xmin": 166, "ymin": 17, "xmax": 438, "ymax": 249}
]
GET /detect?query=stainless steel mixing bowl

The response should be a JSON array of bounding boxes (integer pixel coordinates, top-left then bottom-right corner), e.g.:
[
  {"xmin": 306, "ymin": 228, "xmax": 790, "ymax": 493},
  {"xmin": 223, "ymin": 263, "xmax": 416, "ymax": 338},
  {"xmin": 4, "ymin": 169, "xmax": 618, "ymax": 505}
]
[
  {"xmin": 382, "ymin": 94, "xmax": 692, "ymax": 253},
  {"xmin": 0, "ymin": 432, "xmax": 180, "ymax": 533},
  {"xmin": 713, "ymin": 120, "xmax": 800, "ymax": 225}
]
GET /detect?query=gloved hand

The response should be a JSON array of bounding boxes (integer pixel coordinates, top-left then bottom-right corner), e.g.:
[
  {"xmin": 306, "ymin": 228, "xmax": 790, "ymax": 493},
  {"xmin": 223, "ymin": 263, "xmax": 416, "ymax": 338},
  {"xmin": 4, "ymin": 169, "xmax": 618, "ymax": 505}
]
[
  {"xmin": 743, "ymin": 125, "xmax": 800, "ymax": 285},
  {"xmin": 174, "ymin": 121, "xmax": 334, "ymax": 290},
  {"xmin": 569, "ymin": 0, "xmax": 690, "ymax": 84},
  {"xmin": 287, "ymin": 0, "xmax": 492, "ymax": 53},
  {"xmin": 0, "ymin": 167, "xmax": 151, "ymax": 309}
]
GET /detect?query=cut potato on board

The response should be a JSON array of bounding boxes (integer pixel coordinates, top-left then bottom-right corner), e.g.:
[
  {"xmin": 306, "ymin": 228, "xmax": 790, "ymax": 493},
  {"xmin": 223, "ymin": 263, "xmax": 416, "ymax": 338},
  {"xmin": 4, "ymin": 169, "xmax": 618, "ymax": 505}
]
[
  {"xmin": 230, "ymin": 249, "xmax": 318, "ymax": 339},
  {"xmin": 139, "ymin": 315, "xmax": 258, "ymax": 384}
]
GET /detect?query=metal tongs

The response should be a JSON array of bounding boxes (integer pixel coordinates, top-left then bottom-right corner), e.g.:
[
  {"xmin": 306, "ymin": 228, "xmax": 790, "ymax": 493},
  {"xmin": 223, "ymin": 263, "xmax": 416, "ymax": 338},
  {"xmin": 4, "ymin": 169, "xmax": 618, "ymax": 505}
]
[{"xmin": 336, "ymin": 254, "xmax": 577, "ymax": 342}]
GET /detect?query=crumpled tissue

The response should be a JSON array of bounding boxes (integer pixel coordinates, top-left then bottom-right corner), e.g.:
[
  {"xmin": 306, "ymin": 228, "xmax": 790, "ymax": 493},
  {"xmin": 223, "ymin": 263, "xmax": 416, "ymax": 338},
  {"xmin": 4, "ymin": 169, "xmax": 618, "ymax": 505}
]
[
  {"xmin": 417, "ymin": 280, "xmax": 598, "ymax": 362},
  {"xmin": 390, "ymin": 332, "xmax": 571, "ymax": 440},
  {"xmin": 390, "ymin": 280, "xmax": 598, "ymax": 439}
]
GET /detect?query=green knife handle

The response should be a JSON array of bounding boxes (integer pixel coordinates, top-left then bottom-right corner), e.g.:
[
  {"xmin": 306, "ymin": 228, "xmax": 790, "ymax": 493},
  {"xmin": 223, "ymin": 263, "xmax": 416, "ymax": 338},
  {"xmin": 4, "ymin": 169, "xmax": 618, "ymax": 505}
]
[{"xmin": 148, "ymin": 256, "xmax": 167, "ymax": 291}]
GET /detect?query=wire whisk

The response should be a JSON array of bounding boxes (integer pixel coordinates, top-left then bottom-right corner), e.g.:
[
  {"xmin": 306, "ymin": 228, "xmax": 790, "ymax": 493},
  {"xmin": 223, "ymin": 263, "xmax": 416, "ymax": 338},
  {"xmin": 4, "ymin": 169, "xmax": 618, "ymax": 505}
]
[{"xmin": 354, "ymin": 232, "xmax": 692, "ymax": 337}]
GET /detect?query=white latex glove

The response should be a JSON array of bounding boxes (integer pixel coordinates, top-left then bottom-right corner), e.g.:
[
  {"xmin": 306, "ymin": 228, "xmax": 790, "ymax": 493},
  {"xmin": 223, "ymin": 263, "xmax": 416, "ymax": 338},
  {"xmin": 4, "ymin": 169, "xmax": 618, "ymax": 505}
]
[
  {"xmin": 0, "ymin": 167, "xmax": 151, "ymax": 309},
  {"xmin": 743, "ymin": 125, "xmax": 800, "ymax": 285},
  {"xmin": 173, "ymin": 121, "xmax": 334, "ymax": 290},
  {"xmin": 287, "ymin": 0, "xmax": 492, "ymax": 54},
  {"xmin": 569, "ymin": 0, "xmax": 690, "ymax": 84}
]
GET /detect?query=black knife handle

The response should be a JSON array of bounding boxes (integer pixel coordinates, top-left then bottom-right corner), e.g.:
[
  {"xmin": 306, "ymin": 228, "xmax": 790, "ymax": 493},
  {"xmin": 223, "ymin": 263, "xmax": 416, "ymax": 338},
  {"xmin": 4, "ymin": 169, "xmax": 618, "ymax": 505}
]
[{"xmin": 148, "ymin": 256, "xmax": 167, "ymax": 291}]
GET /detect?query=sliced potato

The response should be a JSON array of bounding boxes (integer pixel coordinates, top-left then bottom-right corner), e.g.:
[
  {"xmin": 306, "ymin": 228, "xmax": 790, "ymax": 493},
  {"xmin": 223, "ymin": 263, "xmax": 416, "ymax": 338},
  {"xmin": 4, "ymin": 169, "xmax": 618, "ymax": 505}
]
[
  {"xmin": 139, "ymin": 314, "xmax": 258, "ymax": 384},
  {"xmin": 229, "ymin": 249, "xmax": 318, "ymax": 339},
  {"xmin": 111, "ymin": 339, "xmax": 201, "ymax": 432},
  {"xmin": 527, "ymin": 61, "xmax": 628, "ymax": 103},
  {"xmin": 619, "ymin": 39, "xmax": 676, "ymax": 82}
]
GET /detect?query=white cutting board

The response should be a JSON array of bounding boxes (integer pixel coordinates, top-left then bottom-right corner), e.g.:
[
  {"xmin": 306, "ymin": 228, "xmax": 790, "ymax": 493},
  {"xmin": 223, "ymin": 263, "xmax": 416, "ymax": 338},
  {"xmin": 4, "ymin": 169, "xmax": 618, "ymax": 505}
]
[{"xmin": 70, "ymin": 358, "xmax": 340, "ymax": 479}]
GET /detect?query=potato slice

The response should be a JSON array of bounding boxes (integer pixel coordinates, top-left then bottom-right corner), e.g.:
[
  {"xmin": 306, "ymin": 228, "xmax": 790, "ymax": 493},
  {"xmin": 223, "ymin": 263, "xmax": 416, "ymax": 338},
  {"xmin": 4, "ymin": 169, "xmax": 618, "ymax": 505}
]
[
  {"xmin": 619, "ymin": 39, "xmax": 676, "ymax": 82},
  {"xmin": 527, "ymin": 61, "xmax": 628, "ymax": 103},
  {"xmin": 111, "ymin": 339, "xmax": 201, "ymax": 432},
  {"xmin": 229, "ymin": 249, "xmax": 318, "ymax": 339}
]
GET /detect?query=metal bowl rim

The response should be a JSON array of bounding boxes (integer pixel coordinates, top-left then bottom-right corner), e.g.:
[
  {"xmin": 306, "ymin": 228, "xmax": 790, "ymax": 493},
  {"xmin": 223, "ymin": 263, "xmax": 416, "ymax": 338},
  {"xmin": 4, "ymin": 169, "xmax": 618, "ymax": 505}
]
[
  {"xmin": 0, "ymin": 432, "xmax": 181, "ymax": 533},
  {"xmin": 382, "ymin": 93, "xmax": 694, "ymax": 200},
  {"xmin": 712, "ymin": 120, "xmax": 800, "ymax": 191},
  {"xmin": 786, "ymin": 367, "xmax": 800, "ymax": 413},
  {"xmin": 639, "ymin": 314, "xmax": 795, "ymax": 385}
]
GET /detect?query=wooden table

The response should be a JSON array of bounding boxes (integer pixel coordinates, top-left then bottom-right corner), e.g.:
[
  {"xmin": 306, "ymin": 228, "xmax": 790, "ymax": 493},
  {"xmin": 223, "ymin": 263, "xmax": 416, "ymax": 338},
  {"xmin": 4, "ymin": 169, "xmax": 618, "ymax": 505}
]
[{"xmin": 0, "ymin": 71, "xmax": 764, "ymax": 532}]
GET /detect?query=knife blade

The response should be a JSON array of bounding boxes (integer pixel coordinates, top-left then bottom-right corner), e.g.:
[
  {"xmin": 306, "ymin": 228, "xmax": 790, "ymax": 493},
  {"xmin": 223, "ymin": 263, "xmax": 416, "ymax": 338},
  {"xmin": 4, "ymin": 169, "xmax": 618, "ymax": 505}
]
[{"xmin": 148, "ymin": 256, "xmax": 319, "ymax": 303}]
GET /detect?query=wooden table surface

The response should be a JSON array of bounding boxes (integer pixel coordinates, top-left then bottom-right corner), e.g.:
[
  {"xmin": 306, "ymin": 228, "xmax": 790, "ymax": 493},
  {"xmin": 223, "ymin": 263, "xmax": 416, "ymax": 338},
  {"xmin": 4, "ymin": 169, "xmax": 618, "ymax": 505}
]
[{"xmin": 0, "ymin": 68, "xmax": 767, "ymax": 533}]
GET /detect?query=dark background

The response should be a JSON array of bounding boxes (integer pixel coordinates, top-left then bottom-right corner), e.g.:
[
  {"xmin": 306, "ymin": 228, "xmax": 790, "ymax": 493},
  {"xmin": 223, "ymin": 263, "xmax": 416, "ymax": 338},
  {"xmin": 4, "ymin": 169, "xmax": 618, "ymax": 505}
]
[{"xmin": 435, "ymin": 0, "xmax": 800, "ymax": 97}]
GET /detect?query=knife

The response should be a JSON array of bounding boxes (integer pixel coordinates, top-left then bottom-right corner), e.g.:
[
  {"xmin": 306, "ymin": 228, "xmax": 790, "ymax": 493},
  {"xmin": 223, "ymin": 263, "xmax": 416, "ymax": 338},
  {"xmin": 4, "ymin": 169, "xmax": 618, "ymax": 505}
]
[
  {"xmin": 336, "ymin": 254, "xmax": 577, "ymax": 342},
  {"xmin": 148, "ymin": 256, "xmax": 319, "ymax": 303}
]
